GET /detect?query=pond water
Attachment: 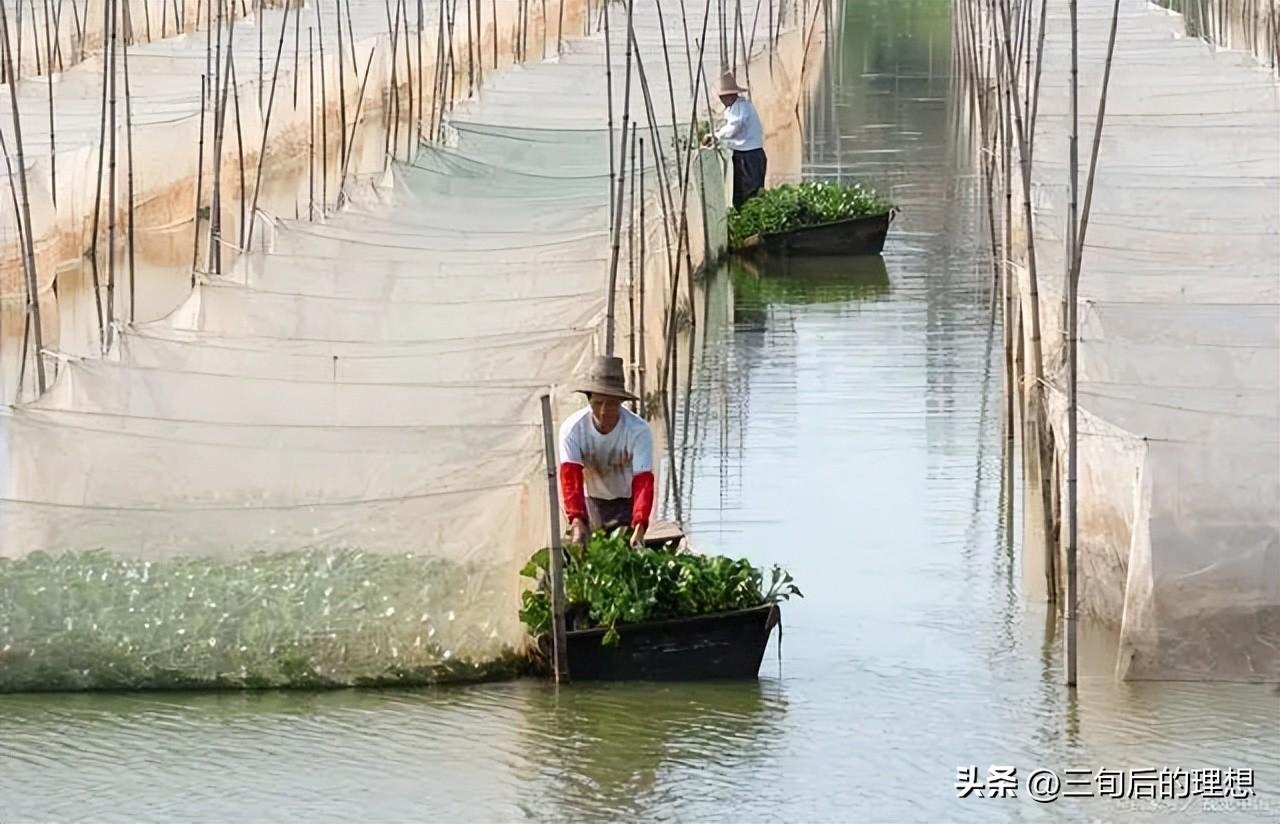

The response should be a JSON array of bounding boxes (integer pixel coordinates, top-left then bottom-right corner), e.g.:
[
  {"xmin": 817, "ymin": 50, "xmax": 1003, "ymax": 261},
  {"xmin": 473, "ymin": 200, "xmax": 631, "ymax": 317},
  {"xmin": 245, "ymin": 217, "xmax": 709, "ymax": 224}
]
[{"xmin": 2, "ymin": 1, "xmax": 1277, "ymax": 821}]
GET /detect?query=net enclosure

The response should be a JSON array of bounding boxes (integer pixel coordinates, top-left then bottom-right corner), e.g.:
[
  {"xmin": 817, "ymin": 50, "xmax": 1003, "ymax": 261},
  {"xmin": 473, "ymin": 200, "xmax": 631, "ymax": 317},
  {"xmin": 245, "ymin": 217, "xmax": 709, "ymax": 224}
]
[
  {"xmin": 0, "ymin": 0, "xmax": 805, "ymax": 689},
  {"xmin": 1011, "ymin": 0, "xmax": 1279, "ymax": 681}
]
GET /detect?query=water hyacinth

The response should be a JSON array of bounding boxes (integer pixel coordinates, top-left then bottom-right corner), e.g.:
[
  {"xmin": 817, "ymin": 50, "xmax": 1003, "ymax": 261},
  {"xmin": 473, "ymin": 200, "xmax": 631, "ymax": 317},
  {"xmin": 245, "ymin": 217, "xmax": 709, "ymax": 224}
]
[
  {"xmin": 727, "ymin": 180, "xmax": 892, "ymax": 248},
  {"xmin": 0, "ymin": 549, "xmax": 524, "ymax": 691}
]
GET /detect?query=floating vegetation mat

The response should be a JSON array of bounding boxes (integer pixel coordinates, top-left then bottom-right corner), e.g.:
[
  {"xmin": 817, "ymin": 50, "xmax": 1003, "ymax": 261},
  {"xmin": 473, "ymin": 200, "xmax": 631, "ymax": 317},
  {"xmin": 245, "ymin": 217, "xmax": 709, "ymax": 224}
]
[{"xmin": 0, "ymin": 549, "xmax": 526, "ymax": 692}]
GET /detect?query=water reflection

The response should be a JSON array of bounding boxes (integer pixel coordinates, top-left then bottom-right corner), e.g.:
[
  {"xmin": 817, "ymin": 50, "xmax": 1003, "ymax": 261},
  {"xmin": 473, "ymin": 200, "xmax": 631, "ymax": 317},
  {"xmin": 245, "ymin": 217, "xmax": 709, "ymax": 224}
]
[{"xmin": 516, "ymin": 681, "xmax": 786, "ymax": 820}]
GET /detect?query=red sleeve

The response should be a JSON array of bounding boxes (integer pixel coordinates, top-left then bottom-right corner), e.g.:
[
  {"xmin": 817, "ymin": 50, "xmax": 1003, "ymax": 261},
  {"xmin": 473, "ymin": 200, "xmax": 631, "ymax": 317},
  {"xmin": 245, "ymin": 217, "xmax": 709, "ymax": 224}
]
[
  {"xmin": 631, "ymin": 471, "xmax": 655, "ymax": 529},
  {"xmin": 559, "ymin": 462, "xmax": 587, "ymax": 525}
]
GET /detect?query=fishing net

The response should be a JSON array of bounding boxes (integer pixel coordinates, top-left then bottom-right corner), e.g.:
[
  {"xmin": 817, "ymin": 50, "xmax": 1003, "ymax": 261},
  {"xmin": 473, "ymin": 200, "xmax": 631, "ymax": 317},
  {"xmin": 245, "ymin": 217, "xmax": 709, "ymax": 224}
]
[
  {"xmin": 1018, "ymin": 0, "xmax": 1280, "ymax": 680},
  {"xmin": 0, "ymin": 0, "xmax": 797, "ymax": 689}
]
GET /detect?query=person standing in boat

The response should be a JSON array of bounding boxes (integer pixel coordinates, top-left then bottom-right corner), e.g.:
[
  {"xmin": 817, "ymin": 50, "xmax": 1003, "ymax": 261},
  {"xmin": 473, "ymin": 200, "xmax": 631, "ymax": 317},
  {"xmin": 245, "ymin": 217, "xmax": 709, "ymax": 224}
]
[
  {"xmin": 703, "ymin": 72, "xmax": 768, "ymax": 208},
  {"xmin": 557, "ymin": 355, "xmax": 655, "ymax": 549}
]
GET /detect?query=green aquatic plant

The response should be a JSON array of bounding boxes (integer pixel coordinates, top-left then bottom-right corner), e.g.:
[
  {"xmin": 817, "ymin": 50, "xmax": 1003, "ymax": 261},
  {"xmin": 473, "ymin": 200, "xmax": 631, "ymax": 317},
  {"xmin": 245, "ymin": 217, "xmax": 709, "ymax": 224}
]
[
  {"xmin": 0, "ymin": 549, "xmax": 521, "ymax": 692},
  {"xmin": 727, "ymin": 180, "xmax": 891, "ymax": 249},
  {"xmin": 518, "ymin": 531, "xmax": 802, "ymax": 646}
]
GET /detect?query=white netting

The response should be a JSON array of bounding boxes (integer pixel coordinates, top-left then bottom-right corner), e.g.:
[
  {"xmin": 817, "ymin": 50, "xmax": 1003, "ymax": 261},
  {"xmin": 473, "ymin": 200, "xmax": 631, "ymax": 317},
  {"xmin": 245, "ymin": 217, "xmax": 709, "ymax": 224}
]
[
  {"xmin": 0, "ymin": 0, "xmax": 795, "ymax": 688},
  {"xmin": 1018, "ymin": 0, "xmax": 1280, "ymax": 680}
]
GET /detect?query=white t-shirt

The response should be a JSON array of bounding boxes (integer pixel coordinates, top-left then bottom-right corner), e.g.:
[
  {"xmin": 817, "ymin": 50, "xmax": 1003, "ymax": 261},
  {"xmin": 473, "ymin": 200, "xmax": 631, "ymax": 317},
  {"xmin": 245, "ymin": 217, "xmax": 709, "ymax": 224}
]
[
  {"xmin": 715, "ymin": 97, "xmax": 765, "ymax": 152},
  {"xmin": 558, "ymin": 406, "xmax": 653, "ymax": 500}
]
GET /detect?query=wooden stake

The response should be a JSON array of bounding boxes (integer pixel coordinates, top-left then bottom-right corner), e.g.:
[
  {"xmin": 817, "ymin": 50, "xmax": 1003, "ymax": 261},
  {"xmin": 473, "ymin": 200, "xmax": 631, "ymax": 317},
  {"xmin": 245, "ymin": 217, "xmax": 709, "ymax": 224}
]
[
  {"xmin": 0, "ymin": 0, "xmax": 46, "ymax": 392},
  {"xmin": 539, "ymin": 393, "xmax": 570, "ymax": 685}
]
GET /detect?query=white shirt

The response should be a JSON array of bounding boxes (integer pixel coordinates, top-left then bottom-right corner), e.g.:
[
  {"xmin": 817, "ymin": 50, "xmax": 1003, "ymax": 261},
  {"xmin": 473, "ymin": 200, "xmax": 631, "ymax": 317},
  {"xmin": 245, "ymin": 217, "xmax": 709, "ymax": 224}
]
[
  {"xmin": 715, "ymin": 97, "xmax": 765, "ymax": 152},
  {"xmin": 558, "ymin": 406, "xmax": 653, "ymax": 500}
]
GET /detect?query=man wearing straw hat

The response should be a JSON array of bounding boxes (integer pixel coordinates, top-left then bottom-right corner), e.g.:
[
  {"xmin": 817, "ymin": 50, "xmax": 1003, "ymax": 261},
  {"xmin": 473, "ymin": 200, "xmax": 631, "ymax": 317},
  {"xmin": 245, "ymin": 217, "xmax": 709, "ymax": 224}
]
[
  {"xmin": 558, "ymin": 355, "xmax": 655, "ymax": 550},
  {"xmin": 703, "ymin": 71, "xmax": 768, "ymax": 208}
]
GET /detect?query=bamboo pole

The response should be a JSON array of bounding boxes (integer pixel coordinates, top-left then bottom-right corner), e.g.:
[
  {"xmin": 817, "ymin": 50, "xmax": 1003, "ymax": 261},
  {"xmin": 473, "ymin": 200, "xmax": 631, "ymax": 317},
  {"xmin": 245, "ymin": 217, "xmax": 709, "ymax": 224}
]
[
  {"xmin": 85, "ymin": 40, "xmax": 109, "ymax": 349},
  {"xmin": 466, "ymin": 0, "xmax": 474, "ymax": 94},
  {"xmin": 257, "ymin": 0, "xmax": 264, "ymax": 109},
  {"xmin": 417, "ymin": 0, "xmax": 424, "ymax": 140},
  {"xmin": 383, "ymin": 0, "xmax": 401, "ymax": 165},
  {"xmin": 337, "ymin": 0, "xmax": 349, "ymax": 171},
  {"xmin": 997, "ymin": 0, "xmax": 1054, "ymax": 600},
  {"xmin": 539, "ymin": 393, "xmax": 570, "ymax": 685},
  {"xmin": 124, "ymin": 0, "xmax": 137, "ymax": 322},
  {"xmin": 1065, "ymin": 0, "xmax": 1121, "ymax": 687},
  {"xmin": 335, "ymin": 47, "xmax": 375, "ymax": 208},
  {"xmin": 0, "ymin": 0, "xmax": 46, "ymax": 393},
  {"xmin": 628, "ymin": 121, "xmax": 637, "ymax": 402},
  {"xmin": 604, "ymin": 0, "xmax": 637, "ymax": 358},
  {"xmin": 400, "ymin": 0, "xmax": 413, "ymax": 158},
  {"xmin": 1027, "ymin": 0, "xmax": 1047, "ymax": 168},
  {"xmin": 317, "ymin": 0, "xmax": 327, "ymax": 208},
  {"xmin": 192, "ymin": 73, "xmax": 206, "ymax": 283},
  {"xmin": 244, "ymin": 0, "xmax": 291, "ymax": 251},
  {"xmin": 604, "ymin": 0, "xmax": 615, "ymax": 228},
  {"xmin": 43, "ymin": 0, "xmax": 55, "ymax": 206},
  {"xmin": 638, "ymin": 135, "xmax": 647, "ymax": 413},
  {"xmin": 432, "ymin": 0, "xmax": 449, "ymax": 138},
  {"xmin": 1064, "ymin": 0, "xmax": 1080, "ymax": 688},
  {"xmin": 308, "ymin": 25, "xmax": 315, "ymax": 218},
  {"xmin": 292, "ymin": 1, "xmax": 299, "ymax": 106},
  {"xmin": 490, "ymin": 0, "xmax": 496, "ymax": 68},
  {"xmin": 632, "ymin": 48, "xmax": 679, "ymax": 300},
  {"xmin": 107, "ymin": 0, "xmax": 119, "ymax": 341},
  {"xmin": 659, "ymin": 0, "xmax": 712, "ymax": 395},
  {"xmin": 210, "ymin": 4, "xmax": 237, "ymax": 276}
]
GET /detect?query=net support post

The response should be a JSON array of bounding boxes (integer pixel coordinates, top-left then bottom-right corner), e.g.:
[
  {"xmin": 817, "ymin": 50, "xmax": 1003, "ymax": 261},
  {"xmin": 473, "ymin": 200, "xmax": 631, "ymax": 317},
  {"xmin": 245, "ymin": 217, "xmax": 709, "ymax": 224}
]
[{"xmin": 539, "ymin": 393, "xmax": 571, "ymax": 684}]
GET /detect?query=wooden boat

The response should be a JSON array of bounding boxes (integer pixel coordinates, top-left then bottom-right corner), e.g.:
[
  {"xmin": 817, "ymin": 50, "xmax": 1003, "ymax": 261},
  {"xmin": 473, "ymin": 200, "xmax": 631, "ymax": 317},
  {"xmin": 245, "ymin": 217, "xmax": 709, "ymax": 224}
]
[
  {"xmin": 736, "ymin": 209, "xmax": 895, "ymax": 257},
  {"xmin": 533, "ymin": 520, "xmax": 783, "ymax": 682},
  {"xmin": 559, "ymin": 604, "xmax": 780, "ymax": 682}
]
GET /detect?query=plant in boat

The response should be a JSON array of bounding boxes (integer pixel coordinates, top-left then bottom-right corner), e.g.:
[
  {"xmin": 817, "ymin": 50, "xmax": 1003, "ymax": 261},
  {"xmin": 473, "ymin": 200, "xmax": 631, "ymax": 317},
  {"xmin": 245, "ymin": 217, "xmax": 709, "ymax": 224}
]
[
  {"xmin": 727, "ymin": 180, "xmax": 891, "ymax": 249},
  {"xmin": 518, "ymin": 530, "xmax": 802, "ymax": 646}
]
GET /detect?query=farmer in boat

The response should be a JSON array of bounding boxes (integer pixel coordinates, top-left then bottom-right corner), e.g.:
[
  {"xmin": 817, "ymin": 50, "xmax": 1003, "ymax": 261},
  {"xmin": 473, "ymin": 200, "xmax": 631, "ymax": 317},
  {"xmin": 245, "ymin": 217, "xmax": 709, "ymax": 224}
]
[
  {"xmin": 703, "ymin": 71, "xmax": 768, "ymax": 208},
  {"xmin": 558, "ymin": 355, "xmax": 655, "ymax": 550}
]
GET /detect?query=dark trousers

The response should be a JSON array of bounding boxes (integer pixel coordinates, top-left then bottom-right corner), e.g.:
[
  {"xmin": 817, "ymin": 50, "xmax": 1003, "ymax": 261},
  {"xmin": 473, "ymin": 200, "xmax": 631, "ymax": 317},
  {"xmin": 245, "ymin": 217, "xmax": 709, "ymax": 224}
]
[
  {"xmin": 732, "ymin": 148, "xmax": 768, "ymax": 208},
  {"xmin": 587, "ymin": 496, "xmax": 632, "ymax": 533}
]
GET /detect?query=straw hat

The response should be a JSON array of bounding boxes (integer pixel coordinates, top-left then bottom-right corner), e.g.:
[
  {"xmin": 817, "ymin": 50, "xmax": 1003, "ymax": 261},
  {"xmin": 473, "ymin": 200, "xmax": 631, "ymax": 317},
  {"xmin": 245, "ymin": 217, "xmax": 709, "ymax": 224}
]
[
  {"xmin": 574, "ymin": 355, "xmax": 639, "ymax": 402},
  {"xmin": 717, "ymin": 72, "xmax": 749, "ymax": 96}
]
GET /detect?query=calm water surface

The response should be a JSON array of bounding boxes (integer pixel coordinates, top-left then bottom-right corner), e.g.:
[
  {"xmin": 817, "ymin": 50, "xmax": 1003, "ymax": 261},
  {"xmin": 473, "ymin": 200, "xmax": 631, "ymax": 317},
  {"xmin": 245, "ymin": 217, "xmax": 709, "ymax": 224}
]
[{"xmin": 2, "ymin": 2, "xmax": 1278, "ymax": 822}]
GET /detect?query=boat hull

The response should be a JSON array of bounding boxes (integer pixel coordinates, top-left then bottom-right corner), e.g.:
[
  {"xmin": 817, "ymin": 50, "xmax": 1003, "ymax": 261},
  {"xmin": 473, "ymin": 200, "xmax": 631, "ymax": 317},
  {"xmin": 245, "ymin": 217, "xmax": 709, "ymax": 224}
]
[
  {"xmin": 557, "ymin": 604, "xmax": 781, "ymax": 682},
  {"xmin": 741, "ymin": 210, "xmax": 893, "ymax": 257}
]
